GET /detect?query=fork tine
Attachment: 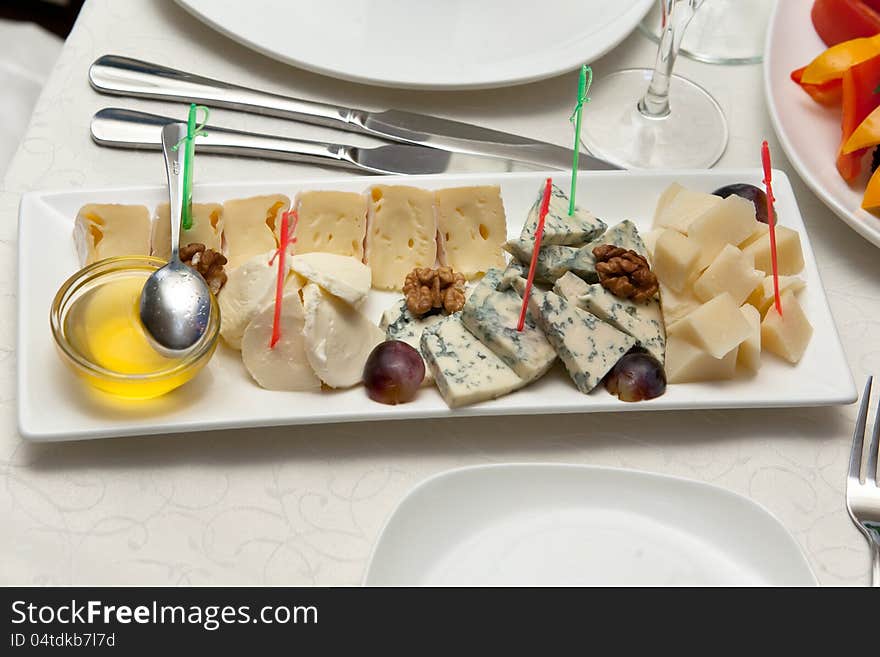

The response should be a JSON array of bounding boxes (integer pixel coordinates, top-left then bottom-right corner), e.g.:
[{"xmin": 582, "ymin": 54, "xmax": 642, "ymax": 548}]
[
  {"xmin": 867, "ymin": 381, "xmax": 880, "ymax": 485},
  {"xmin": 849, "ymin": 376, "xmax": 873, "ymax": 484}
]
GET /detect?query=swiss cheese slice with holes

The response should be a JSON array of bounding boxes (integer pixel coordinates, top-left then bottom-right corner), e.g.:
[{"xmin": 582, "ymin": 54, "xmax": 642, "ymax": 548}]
[
  {"xmin": 365, "ymin": 185, "xmax": 437, "ymax": 291},
  {"xmin": 291, "ymin": 190, "xmax": 367, "ymax": 259},
  {"xmin": 73, "ymin": 204, "xmax": 151, "ymax": 267},
  {"xmin": 151, "ymin": 202, "xmax": 223, "ymax": 260},
  {"xmin": 222, "ymin": 195, "xmax": 289, "ymax": 269},
  {"xmin": 434, "ymin": 186, "xmax": 507, "ymax": 279}
]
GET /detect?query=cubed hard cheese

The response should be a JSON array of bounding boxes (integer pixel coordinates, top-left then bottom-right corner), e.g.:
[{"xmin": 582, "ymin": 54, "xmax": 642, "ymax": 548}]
[
  {"xmin": 642, "ymin": 228, "xmax": 665, "ymax": 262},
  {"xmin": 739, "ymin": 221, "xmax": 768, "ymax": 249},
  {"xmin": 520, "ymin": 182, "xmax": 606, "ymax": 245},
  {"xmin": 761, "ymin": 290, "xmax": 813, "ymax": 364},
  {"xmin": 653, "ymin": 185, "xmax": 722, "ymax": 234},
  {"xmin": 746, "ymin": 275, "xmax": 806, "ymax": 316},
  {"xmin": 665, "ymin": 336, "xmax": 737, "ymax": 384},
  {"xmin": 667, "ymin": 292, "xmax": 751, "ymax": 359},
  {"xmin": 435, "ymin": 185, "xmax": 507, "ymax": 278},
  {"xmin": 301, "ymin": 283, "xmax": 384, "ymax": 388},
  {"xmin": 742, "ymin": 226, "xmax": 805, "ymax": 276},
  {"xmin": 687, "ymin": 195, "xmax": 758, "ymax": 270},
  {"xmin": 527, "ymin": 288, "xmax": 636, "ymax": 394},
  {"xmin": 379, "ymin": 298, "xmax": 445, "ymax": 385},
  {"xmin": 151, "ymin": 202, "xmax": 223, "ymax": 260},
  {"xmin": 292, "ymin": 190, "xmax": 367, "ymax": 259},
  {"xmin": 659, "ymin": 283, "xmax": 701, "ymax": 326},
  {"xmin": 693, "ymin": 244, "xmax": 764, "ymax": 305},
  {"xmin": 460, "ymin": 268, "xmax": 556, "ymax": 382},
  {"xmin": 738, "ymin": 304, "xmax": 761, "ymax": 372},
  {"xmin": 366, "ymin": 185, "xmax": 438, "ymax": 291},
  {"xmin": 223, "ymin": 195, "xmax": 289, "ymax": 269},
  {"xmin": 73, "ymin": 204, "xmax": 151, "ymax": 266},
  {"xmin": 652, "ymin": 229, "xmax": 700, "ymax": 293},
  {"xmin": 290, "ymin": 252, "xmax": 371, "ymax": 306},
  {"xmin": 554, "ymin": 272, "xmax": 666, "ymax": 364},
  {"xmin": 241, "ymin": 291, "xmax": 321, "ymax": 392},
  {"xmin": 420, "ymin": 314, "xmax": 525, "ymax": 408}
]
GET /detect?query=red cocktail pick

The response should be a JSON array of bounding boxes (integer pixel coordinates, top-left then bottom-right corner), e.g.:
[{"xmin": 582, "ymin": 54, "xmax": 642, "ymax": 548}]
[
  {"xmin": 761, "ymin": 140, "xmax": 782, "ymax": 316},
  {"xmin": 517, "ymin": 178, "xmax": 553, "ymax": 332},
  {"xmin": 269, "ymin": 210, "xmax": 298, "ymax": 348}
]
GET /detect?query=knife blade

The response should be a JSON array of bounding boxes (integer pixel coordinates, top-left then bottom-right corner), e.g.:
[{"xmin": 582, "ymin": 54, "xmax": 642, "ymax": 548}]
[
  {"xmin": 90, "ymin": 108, "xmax": 543, "ymax": 175},
  {"xmin": 88, "ymin": 55, "xmax": 619, "ymax": 171}
]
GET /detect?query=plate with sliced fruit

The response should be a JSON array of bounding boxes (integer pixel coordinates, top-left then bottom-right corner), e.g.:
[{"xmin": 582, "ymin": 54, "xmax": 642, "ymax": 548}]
[{"xmin": 18, "ymin": 170, "xmax": 855, "ymax": 441}]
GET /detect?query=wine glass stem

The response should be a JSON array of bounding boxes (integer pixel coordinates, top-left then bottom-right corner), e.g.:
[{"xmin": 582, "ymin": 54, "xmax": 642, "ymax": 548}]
[{"xmin": 638, "ymin": 0, "xmax": 701, "ymax": 119}]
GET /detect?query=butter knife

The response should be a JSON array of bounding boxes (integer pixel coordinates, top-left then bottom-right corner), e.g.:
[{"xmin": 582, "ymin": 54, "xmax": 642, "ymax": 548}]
[
  {"xmin": 88, "ymin": 55, "xmax": 619, "ymax": 172},
  {"xmin": 90, "ymin": 108, "xmax": 541, "ymax": 175}
]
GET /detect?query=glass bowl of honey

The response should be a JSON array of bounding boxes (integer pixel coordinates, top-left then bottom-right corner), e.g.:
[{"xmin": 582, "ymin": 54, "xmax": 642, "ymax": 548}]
[{"xmin": 50, "ymin": 256, "xmax": 220, "ymax": 400}]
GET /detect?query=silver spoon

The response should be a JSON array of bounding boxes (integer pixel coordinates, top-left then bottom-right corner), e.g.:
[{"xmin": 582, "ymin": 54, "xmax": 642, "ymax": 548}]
[{"xmin": 139, "ymin": 123, "xmax": 212, "ymax": 354}]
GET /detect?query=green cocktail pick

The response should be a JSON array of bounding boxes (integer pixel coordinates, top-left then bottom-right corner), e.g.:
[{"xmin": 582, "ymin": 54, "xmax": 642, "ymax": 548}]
[
  {"xmin": 568, "ymin": 65, "xmax": 592, "ymax": 216},
  {"xmin": 172, "ymin": 104, "xmax": 209, "ymax": 230}
]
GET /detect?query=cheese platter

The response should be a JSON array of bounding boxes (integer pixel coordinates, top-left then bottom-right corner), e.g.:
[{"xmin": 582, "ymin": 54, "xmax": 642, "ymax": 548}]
[{"xmin": 18, "ymin": 170, "xmax": 855, "ymax": 441}]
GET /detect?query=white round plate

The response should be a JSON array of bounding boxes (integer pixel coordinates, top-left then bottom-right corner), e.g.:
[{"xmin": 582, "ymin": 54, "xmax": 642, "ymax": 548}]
[
  {"xmin": 175, "ymin": 0, "xmax": 654, "ymax": 90},
  {"xmin": 765, "ymin": 0, "xmax": 880, "ymax": 248},
  {"xmin": 364, "ymin": 463, "xmax": 817, "ymax": 586}
]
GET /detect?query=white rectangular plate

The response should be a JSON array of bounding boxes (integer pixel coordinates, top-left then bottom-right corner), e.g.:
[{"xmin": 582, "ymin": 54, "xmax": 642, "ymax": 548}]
[{"xmin": 17, "ymin": 170, "xmax": 856, "ymax": 441}]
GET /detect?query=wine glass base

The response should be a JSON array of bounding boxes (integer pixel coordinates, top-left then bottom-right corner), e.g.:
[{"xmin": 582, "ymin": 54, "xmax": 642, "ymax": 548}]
[
  {"xmin": 638, "ymin": 0, "xmax": 771, "ymax": 65},
  {"xmin": 580, "ymin": 69, "xmax": 728, "ymax": 170}
]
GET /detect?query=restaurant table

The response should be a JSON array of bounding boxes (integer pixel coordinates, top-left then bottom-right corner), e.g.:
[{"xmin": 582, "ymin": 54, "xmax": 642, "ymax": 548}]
[{"xmin": 1, "ymin": 0, "xmax": 878, "ymax": 586}]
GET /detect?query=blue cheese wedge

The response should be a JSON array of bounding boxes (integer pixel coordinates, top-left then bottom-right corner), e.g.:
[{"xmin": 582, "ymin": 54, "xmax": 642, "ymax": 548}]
[
  {"xmin": 420, "ymin": 314, "xmax": 525, "ymax": 408},
  {"xmin": 520, "ymin": 182, "xmax": 606, "ymax": 245},
  {"xmin": 527, "ymin": 288, "xmax": 636, "ymax": 394},
  {"xmin": 553, "ymin": 272, "xmax": 666, "ymax": 363},
  {"xmin": 379, "ymin": 299, "xmax": 445, "ymax": 385},
  {"xmin": 503, "ymin": 239, "xmax": 597, "ymax": 284},
  {"xmin": 460, "ymin": 268, "xmax": 556, "ymax": 382},
  {"xmin": 588, "ymin": 220, "xmax": 648, "ymax": 258}
]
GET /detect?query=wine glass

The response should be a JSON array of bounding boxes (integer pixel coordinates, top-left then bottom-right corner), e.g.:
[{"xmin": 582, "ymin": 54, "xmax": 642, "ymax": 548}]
[
  {"xmin": 579, "ymin": 0, "xmax": 728, "ymax": 170},
  {"xmin": 639, "ymin": 0, "xmax": 773, "ymax": 65}
]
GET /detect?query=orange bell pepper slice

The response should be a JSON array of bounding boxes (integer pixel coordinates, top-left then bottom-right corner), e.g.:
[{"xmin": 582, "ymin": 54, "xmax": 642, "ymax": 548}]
[
  {"xmin": 801, "ymin": 33, "xmax": 880, "ymax": 85},
  {"xmin": 861, "ymin": 164, "xmax": 880, "ymax": 209},
  {"xmin": 791, "ymin": 66, "xmax": 843, "ymax": 106},
  {"xmin": 836, "ymin": 53, "xmax": 880, "ymax": 180}
]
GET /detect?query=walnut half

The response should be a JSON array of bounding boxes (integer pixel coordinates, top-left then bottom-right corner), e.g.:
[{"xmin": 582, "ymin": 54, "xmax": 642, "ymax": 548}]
[
  {"xmin": 593, "ymin": 244, "xmax": 658, "ymax": 303},
  {"xmin": 403, "ymin": 266, "xmax": 466, "ymax": 316},
  {"xmin": 180, "ymin": 243, "xmax": 228, "ymax": 295}
]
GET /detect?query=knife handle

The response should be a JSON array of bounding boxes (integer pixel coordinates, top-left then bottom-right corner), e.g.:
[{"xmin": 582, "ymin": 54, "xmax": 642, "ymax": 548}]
[
  {"xmin": 89, "ymin": 55, "xmax": 368, "ymax": 132},
  {"xmin": 90, "ymin": 108, "xmax": 361, "ymax": 170}
]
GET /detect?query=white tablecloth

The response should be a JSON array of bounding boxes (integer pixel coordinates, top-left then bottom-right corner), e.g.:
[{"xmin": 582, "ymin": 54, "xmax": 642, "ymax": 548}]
[{"xmin": 1, "ymin": 0, "xmax": 877, "ymax": 586}]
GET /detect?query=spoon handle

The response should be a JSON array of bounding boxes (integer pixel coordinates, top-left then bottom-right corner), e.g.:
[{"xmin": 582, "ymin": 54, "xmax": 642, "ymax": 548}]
[{"xmin": 161, "ymin": 123, "xmax": 189, "ymax": 262}]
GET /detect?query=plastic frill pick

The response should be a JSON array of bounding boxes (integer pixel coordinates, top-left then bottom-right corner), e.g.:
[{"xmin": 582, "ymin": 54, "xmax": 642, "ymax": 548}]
[
  {"xmin": 569, "ymin": 65, "xmax": 592, "ymax": 216},
  {"xmin": 171, "ymin": 103, "xmax": 209, "ymax": 230},
  {"xmin": 761, "ymin": 140, "xmax": 782, "ymax": 316},
  {"xmin": 268, "ymin": 210, "xmax": 298, "ymax": 349},
  {"xmin": 517, "ymin": 178, "xmax": 553, "ymax": 332}
]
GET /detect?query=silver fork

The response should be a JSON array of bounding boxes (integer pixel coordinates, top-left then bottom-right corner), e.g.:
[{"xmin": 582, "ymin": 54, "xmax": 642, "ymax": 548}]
[{"xmin": 846, "ymin": 376, "xmax": 880, "ymax": 587}]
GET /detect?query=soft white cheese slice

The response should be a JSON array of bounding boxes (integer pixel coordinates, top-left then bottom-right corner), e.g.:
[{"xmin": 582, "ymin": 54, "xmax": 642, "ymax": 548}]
[
  {"xmin": 301, "ymin": 283, "xmax": 384, "ymax": 388},
  {"xmin": 460, "ymin": 268, "xmax": 556, "ymax": 382},
  {"xmin": 241, "ymin": 292, "xmax": 321, "ymax": 391},
  {"xmin": 420, "ymin": 314, "xmax": 525, "ymax": 408},
  {"xmin": 553, "ymin": 272, "xmax": 666, "ymax": 364},
  {"xmin": 151, "ymin": 202, "xmax": 223, "ymax": 260},
  {"xmin": 520, "ymin": 182, "xmax": 606, "ymax": 245},
  {"xmin": 73, "ymin": 204, "xmax": 151, "ymax": 266},
  {"xmin": 527, "ymin": 288, "xmax": 636, "ymax": 394},
  {"xmin": 218, "ymin": 250, "xmax": 291, "ymax": 349},
  {"xmin": 290, "ymin": 252, "xmax": 371, "ymax": 306}
]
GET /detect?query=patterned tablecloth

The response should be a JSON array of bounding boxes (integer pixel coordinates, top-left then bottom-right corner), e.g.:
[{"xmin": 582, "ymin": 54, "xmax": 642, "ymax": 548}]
[{"xmin": 1, "ymin": 0, "xmax": 877, "ymax": 586}]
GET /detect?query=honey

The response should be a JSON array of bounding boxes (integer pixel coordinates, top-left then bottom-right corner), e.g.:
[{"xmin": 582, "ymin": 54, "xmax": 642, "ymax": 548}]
[{"xmin": 51, "ymin": 257, "xmax": 219, "ymax": 400}]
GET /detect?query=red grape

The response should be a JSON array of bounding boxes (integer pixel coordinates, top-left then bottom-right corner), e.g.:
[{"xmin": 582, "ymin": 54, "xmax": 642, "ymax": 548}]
[
  {"xmin": 363, "ymin": 340, "xmax": 425, "ymax": 405},
  {"xmin": 604, "ymin": 351, "xmax": 666, "ymax": 402}
]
